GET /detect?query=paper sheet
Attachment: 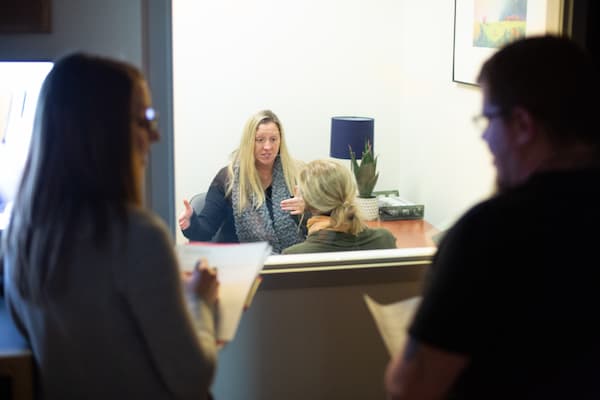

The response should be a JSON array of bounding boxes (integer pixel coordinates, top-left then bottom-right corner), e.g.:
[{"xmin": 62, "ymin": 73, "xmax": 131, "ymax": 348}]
[
  {"xmin": 176, "ymin": 241, "xmax": 271, "ymax": 342},
  {"xmin": 363, "ymin": 295, "xmax": 421, "ymax": 357}
]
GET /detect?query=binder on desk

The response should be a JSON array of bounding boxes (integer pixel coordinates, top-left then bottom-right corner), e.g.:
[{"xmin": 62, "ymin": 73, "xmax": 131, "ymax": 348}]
[
  {"xmin": 176, "ymin": 241, "xmax": 270, "ymax": 342},
  {"xmin": 377, "ymin": 194, "xmax": 424, "ymax": 220}
]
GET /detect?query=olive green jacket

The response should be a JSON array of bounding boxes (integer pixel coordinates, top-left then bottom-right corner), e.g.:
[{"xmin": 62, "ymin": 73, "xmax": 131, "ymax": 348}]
[{"xmin": 282, "ymin": 227, "xmax": 396, "ymax": 254}]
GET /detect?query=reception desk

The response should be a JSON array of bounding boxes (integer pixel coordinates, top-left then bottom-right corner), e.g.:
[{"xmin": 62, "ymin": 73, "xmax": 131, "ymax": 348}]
[{"xmin": 211, "ymin": 246, "xmax": 436, "ymax": 400}]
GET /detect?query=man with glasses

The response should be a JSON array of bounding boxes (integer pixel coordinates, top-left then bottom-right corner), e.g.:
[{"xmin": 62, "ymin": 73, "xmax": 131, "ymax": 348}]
[{"xmin": 385, "ymin": 35, "xmax": 600, "ymax": 399}]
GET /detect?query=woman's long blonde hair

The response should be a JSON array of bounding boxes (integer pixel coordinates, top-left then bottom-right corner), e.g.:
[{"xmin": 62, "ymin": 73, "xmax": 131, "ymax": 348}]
[
  {"xmin": 298, "ymin": 159, "xmax": 366, "ymax": 235},
  {"xmin": 226, "ymin": 110, "xmax": 298, "ymax": 212}
]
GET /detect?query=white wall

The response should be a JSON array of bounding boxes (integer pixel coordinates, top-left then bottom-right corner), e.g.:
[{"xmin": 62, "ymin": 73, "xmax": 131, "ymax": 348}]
[
  {"xmin": 172, "ymin": 0, "xmax": 496, "ymax": 242},
  {"xmin": 394, "ymin": 1, "xmax": 496, "ymax": 229}
]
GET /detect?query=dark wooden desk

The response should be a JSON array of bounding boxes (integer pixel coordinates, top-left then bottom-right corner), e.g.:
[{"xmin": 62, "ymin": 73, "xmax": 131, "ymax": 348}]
[{"xmin": 366, "ymin": 218, "xmax": 438, "ymax": 248}]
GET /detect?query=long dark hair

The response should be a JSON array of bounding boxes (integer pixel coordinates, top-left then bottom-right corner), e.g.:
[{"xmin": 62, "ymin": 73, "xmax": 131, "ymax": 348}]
[{"xmin": 3, "ymin": 53, "xmax": 142, "ymax": 302}]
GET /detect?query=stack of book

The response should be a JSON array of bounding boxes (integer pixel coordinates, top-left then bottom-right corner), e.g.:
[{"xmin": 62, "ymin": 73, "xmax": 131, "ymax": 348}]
[{"xmin": 377, "ymin": 196, "xmax": 424, "ymax": 220}]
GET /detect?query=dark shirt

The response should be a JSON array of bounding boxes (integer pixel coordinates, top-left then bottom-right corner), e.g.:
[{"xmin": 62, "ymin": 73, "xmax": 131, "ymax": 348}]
[{"xmin": 409, "ymin": 169, "xmax": 600, "ymax": 399}]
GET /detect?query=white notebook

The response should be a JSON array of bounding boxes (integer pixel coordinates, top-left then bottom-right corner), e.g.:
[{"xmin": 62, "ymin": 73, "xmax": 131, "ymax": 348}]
[{"xmin": 176, "ymin": 241, "xmax": 271, "ymax": 342}]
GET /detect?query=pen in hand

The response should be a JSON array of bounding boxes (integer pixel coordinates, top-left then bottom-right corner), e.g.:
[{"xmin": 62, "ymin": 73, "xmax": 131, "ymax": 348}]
[{"xmin": 184, "ymin": 258, "xmax": 219, "ymax": 305}]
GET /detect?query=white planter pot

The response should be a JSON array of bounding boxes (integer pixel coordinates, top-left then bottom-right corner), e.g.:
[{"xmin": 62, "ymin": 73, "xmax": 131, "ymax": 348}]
[{"xmin": 355, "ymin": 196, "xmax": 379, "ymax": 221}]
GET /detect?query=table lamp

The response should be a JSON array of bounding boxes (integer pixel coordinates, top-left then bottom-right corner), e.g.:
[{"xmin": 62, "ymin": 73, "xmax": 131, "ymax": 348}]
[
  {"xmin": 329, "ymin": 116, "xmax": 379, "ymax": 220},
  {"xmin": 329, "ymin": 116, "xmax": 374, "ymax": 160}
]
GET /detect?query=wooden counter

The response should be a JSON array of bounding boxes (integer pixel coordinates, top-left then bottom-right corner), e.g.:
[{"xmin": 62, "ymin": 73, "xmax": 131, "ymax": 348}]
[{"xmin": 366, "ymin": 218, "xmax": 438, "ymax": 248}]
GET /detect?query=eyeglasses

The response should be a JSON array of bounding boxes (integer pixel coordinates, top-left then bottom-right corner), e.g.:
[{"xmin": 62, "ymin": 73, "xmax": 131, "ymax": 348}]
[
  {"xmin": 137, "ymin": 107, "xmax": 159, "ymax": 133},
  {"xmin": 472, "ymin": 109, "xmax": 507, "ymax": 131}
]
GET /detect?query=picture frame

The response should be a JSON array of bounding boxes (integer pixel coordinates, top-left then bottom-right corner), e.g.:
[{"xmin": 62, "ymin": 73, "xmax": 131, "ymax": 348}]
[
  {"xmin": 452, "ymin": 0, "xmax": 564, "ymax": 86},
  {"xmin": 0, "ymin": 0, "xmax": 52, "ymax": 34}
]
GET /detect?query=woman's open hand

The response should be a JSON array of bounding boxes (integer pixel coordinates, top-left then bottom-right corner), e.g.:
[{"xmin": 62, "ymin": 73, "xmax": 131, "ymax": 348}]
[
  {"xmin": 178, "ymin": 199, "xmax": 193, "ymax": 230},
  {"xmin": 280, "ymin": 186, "xmax": 305, "ymax": 215}
]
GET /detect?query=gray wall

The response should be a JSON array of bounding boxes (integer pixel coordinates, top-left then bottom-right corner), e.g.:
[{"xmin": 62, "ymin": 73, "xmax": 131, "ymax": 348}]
[{"xmin": 0, "ymin": 0, "xmax": 175, "ymax": 235}]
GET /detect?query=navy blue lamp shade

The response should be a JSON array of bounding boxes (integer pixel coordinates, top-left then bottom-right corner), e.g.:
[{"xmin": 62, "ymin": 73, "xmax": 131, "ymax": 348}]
[{"xmin": 329, "ymin": 116, "xmax": 374, "ymax": 160}]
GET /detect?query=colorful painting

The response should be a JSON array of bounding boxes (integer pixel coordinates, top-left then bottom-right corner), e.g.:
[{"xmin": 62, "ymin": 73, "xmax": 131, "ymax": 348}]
[
  {"xmin": 473, "ymin": 0, "xmax": 527, "ymax": 48},
  {"xmin": 454, "ymin": 0, "xmax": 563, "ymax": 85}
]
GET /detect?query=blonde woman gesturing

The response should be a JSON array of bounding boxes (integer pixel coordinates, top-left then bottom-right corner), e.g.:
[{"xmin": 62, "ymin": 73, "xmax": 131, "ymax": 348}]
[{"xmin": 178, "ymin": 110, "xmax": 306, "ymax": 254}]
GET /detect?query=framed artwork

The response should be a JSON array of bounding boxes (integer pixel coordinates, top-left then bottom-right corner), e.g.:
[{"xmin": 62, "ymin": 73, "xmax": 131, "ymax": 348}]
[
  {"xmin": 0, "ymin": 0, "xmax": 52, "ymax": 33},
  {"xmin": 452, "ymin": 0, "xmax": 564, "ymax": 86}
]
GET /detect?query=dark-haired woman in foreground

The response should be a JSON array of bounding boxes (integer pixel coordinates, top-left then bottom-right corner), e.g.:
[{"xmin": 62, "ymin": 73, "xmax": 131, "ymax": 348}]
[{"xmin": 2, "ymin": 53, "xmax": 218, "ymax": 399}]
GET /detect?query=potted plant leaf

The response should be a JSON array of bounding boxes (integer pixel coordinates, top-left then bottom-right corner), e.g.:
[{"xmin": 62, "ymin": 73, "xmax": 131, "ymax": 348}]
[{"xmin": 349, "ymin": 140, "xmax": 380, "ymax": 220}]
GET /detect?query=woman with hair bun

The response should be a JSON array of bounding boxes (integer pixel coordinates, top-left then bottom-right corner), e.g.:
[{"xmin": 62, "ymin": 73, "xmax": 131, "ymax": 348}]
[{"xmin": 282, "ymin": 159, "xmax": 395, "ymax": 254}]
